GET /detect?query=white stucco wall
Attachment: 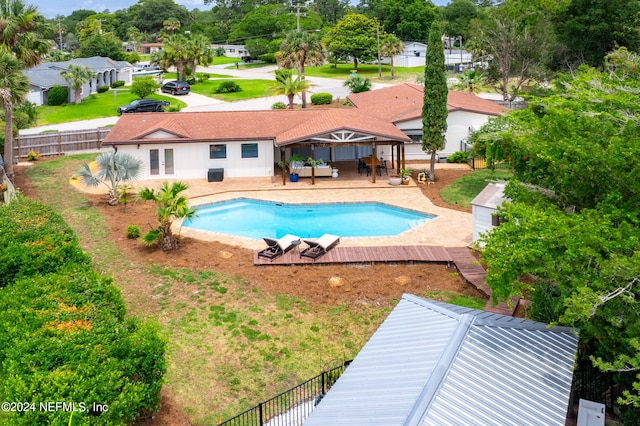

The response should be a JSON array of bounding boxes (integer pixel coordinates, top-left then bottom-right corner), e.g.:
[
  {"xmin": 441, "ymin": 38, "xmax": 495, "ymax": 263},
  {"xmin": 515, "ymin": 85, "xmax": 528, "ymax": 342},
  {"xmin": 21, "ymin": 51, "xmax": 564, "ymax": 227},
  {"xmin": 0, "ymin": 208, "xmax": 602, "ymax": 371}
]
[
  {"xmin": 392, "ymin": 110, "xmax": 494, "ymax": 161},
  {"xmin": 116, "ymin": 140, "xmax": 275, "ymax": 180}
]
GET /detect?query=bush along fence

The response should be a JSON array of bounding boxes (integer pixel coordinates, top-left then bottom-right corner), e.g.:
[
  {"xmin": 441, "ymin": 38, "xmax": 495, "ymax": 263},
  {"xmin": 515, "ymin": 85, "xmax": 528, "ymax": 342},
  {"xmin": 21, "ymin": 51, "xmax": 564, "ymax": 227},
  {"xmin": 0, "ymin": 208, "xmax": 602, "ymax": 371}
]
[
  {"xmin": 0, "ymin": 198, "xmax": 166, "ymax": 425},
  {"xmin": 14, "ymin": 128, "xmax": 111, "ymax": 159},
  {"xmin": 218, "ymin": 360, "xmax": 352, "ymax": 426}
]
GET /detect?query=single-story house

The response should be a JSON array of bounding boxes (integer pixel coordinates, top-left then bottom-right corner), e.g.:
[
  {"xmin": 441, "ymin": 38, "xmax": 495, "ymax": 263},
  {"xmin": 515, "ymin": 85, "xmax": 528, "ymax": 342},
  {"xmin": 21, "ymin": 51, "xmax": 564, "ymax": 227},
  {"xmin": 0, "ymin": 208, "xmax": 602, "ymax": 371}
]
[
  {"xmin": 137, "ymin": 43, "xmax": 163, "ymax": 55},
  {"xmin": 471, "ymin": 182, "xmax": 508, "ymax": 245},
  {"xmin": 305, "ymin": 294, "xmax": 579, "ymax": 425},
  {"xmin": 23, "ymin": 57, "xmax": 133, "ymax": 106},
  {"xmin": 102, "ymin": 108, "xmax": 411, "ymax": 181},
  {"xmin": 347, "ymin": 84, "xmax": 506, "ymax": 161},
  {"xmin": 391, "ymin": 42, "xmax": 473, "ymax": 69},
  {"xmin": 102, "ymin": 84, "xmax": 505, "ymax": 180},
  {"xmin": 210, "ymin": 44, "xmax": 249, "ymax": 59}
]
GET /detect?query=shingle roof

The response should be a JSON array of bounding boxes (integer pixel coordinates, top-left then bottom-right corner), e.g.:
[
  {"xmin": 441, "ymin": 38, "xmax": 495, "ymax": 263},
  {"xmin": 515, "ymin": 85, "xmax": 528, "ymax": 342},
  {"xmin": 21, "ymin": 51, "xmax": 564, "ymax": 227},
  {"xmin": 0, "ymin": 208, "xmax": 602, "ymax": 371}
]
[
  {"xmin": 103, "ymin": 109, "xmax": 410, "ymax": 147},
  {"xmin": 471, "ymin": 182, "xmax": 508, "ymax": 209},
  {"xmin": 24, "ymin": 56, "xmax": 133, "ymax": 89},
  {"xmin": 347, "ymin": 83, "xmax": 506, "ymax": 123},
  {"xmin": 304, "ymin": 294, "xmax": 579, "ymax": 426}
]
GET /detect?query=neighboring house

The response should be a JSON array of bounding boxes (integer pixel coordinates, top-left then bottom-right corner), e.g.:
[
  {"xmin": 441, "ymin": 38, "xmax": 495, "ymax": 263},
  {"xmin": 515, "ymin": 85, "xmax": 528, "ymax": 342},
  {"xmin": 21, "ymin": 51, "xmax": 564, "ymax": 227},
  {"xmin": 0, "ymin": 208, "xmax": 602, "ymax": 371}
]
[
  {"xmin": 391, "ymin": 42, "xmax": 472, "ymax": 69},
  {"xmin": 210, "ymin": 44, "xmax": 249, "ymax": 59},
  {"xmin": 102, "ymin": 109, "xmax": 410, "ymax": 180},
  {"xmin": 23, "ymin": 57, "xmax": 133, "ymax": 106},
  {"xmin": 471, "ymin": 182, "xmax": 508, "ymax": 245},
  {"xmin": 137, "ymin": 43, "xmax": 163, "ymax": 54},
  {"xmin": 305, "ymin": 294, "xmax": 579, "ymax": 426},
  {"xmin": 347, "ymin": 83, "xmax": 506, "ymax": 161}
]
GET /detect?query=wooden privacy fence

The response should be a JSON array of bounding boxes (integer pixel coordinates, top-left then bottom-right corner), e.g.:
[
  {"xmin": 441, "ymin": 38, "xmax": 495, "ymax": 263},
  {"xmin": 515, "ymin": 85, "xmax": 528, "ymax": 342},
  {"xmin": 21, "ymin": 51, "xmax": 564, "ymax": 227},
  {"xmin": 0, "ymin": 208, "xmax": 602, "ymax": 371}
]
[{"xmin": 15, "ymin": 128, "xmax": 111, "ymax": 159}]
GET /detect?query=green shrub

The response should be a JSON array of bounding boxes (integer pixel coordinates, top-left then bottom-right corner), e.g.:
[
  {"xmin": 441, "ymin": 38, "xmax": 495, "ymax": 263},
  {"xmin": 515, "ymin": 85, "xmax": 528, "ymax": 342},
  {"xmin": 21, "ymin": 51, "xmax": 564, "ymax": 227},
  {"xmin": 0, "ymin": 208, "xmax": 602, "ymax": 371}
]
[
  {"xmin": 447, "ymin": 151, "xmax": 470, "ymax": 163},
  {"xmin": 259, "ymin": 53, "xmax": 277, "ymax": 63},
  {"xmin": 97, "ymin": 85, "xmax": 110, "ymax": 93},
  {"xmin": 215, "ymin": 81, "xmax": 242, "ymax": 93},
  {"xmin": 271, "ymin": 102, "xmax": 287, "ymax": 110},
  {"xmin": 0, "ymin": 199, "xmax": 91, "ymax": 287},
  {"xmin": 47, "ymin": 84, "xmax": 68, "ymax": 106},
  {"xmin": 126, "ymin": 224, "xmax": 141, "ymax": 239},
  {"xmin": 165, "ymin": 104, "xmax": 182, "ymax": 112},
  {"xmin": 26, "ymin": 150, "xmax": 39, "ymax": 161},
  {"xmin": 310, "ymin": 92, "xmax": 333, "ymax": 105},
  {"xmin": 200, "ymin": 73, "xmax": 210, "ymax": 80},
  {"xmin": 0, "ymin": 266, "xmax": 166, "ymax": 425},
  {"xmin": 111, "ymin": 80, "xmax": 125, "ymax": 88}
]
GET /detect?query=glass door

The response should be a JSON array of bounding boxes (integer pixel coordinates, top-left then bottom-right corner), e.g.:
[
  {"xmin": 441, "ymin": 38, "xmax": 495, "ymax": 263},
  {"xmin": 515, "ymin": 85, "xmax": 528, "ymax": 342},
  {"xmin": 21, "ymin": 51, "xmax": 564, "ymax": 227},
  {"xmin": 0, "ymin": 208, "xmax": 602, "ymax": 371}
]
[{"xmin": 149, "ymin": 148, "xmax": 174, "ymax": 176}]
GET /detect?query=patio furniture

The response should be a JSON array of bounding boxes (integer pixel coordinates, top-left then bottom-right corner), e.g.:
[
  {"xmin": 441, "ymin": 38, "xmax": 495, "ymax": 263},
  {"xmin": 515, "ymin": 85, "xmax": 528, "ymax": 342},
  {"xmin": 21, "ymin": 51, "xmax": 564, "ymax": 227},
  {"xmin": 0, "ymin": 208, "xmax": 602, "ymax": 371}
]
[
  {"xmin": 300, "ymin": 234, "xmax": 340, "ymax": 260},
  {"xmin": 377, "ymin": 159, "xmax": 388, "ymax": 175},
  {"xmin": 258, "ymin": 234, "xmax": 301, "ymax": 259}
]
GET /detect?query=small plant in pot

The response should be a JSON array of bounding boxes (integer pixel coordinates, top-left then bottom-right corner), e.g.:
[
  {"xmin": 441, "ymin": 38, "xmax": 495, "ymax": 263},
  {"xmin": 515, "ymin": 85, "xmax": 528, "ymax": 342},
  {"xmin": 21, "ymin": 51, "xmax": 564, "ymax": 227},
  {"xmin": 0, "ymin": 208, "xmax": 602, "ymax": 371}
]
[
  {"xmin": 278, "ymin": 153, "xmax": 306, "ymax": 182},
  {"xmin": 400, "ymin": 168, "xmax": 412, "ymax": 185}
]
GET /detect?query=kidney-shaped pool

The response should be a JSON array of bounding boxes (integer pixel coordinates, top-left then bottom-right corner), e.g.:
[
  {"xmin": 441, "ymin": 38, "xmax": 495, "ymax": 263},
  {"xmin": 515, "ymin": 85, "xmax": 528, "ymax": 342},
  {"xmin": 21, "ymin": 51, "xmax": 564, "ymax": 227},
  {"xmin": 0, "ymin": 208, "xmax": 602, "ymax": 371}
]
[{"xmin": 182, "ymin": 198, "xmax": 435, "ymax": 240}]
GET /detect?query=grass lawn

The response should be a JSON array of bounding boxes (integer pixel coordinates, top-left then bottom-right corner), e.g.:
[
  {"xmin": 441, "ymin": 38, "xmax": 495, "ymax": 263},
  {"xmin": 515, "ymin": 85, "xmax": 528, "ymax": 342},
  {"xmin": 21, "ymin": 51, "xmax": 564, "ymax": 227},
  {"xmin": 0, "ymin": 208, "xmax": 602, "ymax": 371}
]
[
  {"xmin": 304, "ymin": 63, "xmax": 427, "ymax": 83},
  {"xmin": 35, "ymin": 89, "xmax": 185, "ymax": 126},
  {"xmin": 191, "ymin": 78, "xmax": 276, "ymax": 102},
  {"xmin": 20, "ymin": 154, "xmax": 489, "ymax": 425},
  {"xmin": 440, "ymin": 168, "xmax": 513, "ymax": 208}
]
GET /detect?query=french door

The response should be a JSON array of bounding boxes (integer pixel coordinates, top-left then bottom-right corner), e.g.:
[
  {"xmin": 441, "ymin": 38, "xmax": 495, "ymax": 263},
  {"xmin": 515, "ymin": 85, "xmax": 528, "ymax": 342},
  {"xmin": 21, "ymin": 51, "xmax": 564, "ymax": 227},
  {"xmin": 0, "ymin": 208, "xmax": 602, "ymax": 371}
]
[{"xmin": 149, "ymin": 148, "xmax": 174, "ymax": 176}]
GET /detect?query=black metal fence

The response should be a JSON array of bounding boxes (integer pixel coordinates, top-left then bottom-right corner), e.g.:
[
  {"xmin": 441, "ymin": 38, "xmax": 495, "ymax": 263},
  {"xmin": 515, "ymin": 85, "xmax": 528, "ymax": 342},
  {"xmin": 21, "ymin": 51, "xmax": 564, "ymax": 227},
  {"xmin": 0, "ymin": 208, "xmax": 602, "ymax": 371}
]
[
  {"xmin": 218, "ymin": 360, "xmax": 352, "ymax": 426},
  {"xmin": 570, "ymin": 356, "xmax": 634, "ymax": 416},
  {"xmin": 467, "ymin": 157, "xmax": 512, "ymax": 170}
]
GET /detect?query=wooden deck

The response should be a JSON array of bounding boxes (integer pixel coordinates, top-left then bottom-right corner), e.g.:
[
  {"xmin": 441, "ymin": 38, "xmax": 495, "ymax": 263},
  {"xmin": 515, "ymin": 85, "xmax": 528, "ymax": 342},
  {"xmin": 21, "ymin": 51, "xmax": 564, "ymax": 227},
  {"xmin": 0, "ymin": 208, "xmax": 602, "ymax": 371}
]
[{"xmin": 253, "ymin": 245, "xmax": 519, "ymax": 316}]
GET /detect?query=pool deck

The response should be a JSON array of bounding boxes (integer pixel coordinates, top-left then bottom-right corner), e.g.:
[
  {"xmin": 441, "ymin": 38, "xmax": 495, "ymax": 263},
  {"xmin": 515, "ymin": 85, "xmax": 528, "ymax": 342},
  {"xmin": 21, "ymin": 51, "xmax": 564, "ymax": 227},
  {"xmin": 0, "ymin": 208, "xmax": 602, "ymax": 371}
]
[
  {"xmin": 178, "ymin": 163, "xmax": 473, "ymax": 251},
  {"xmin": 71, "ymin": 161, "xmax": 517, "ymax": 315}
]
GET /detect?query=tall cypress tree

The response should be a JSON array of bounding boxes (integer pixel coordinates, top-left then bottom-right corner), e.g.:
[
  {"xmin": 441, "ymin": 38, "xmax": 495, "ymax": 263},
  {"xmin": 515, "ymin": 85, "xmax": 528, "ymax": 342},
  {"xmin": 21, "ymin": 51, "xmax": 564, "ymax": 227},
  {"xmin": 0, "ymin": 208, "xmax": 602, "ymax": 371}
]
[{"xmin": 422, "ymin": 21, "xmax": 448, "ymax": 181}]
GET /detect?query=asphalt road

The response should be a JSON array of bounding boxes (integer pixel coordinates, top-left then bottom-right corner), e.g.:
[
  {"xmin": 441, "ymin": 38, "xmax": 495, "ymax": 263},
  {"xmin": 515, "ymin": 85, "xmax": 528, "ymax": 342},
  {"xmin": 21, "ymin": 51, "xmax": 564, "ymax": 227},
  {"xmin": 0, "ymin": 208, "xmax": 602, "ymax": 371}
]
[{"xmin": 21, "ymin": 64, "xmax": 390, "ymax": 135}]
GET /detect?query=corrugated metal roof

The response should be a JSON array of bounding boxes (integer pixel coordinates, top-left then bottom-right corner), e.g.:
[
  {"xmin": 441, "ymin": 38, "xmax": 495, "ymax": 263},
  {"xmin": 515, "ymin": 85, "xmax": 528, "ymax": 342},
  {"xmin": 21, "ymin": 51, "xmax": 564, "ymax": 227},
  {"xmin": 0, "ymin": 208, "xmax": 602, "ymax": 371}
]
[
  {"xmin": 304, "ymin": 294, "xmax": 579, "ymax": 426},
  {"xmin": 471, "ymin": 182, "xmax": 508, "ymax": 209}
]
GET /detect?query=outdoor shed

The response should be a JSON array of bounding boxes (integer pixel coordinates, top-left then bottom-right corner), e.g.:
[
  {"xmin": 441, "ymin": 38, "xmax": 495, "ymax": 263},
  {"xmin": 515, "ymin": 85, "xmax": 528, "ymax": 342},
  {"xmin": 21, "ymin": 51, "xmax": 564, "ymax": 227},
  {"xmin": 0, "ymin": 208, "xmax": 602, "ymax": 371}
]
[
  {"xmin": 471, "ymin": 182, "xmax": 507, "ymax": 245},
  {"xmin": 305, "ymin": 294, "xmax": 579, "ymax": 426}
]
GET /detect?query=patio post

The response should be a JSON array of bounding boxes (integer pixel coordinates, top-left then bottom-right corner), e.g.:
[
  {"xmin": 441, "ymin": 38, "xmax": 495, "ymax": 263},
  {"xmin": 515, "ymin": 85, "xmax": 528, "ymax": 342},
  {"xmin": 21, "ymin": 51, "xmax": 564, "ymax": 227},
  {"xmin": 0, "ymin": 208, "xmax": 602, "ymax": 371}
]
[
  {"xmin": 371, "ymin": 143, "xmax": 377, "ymax": 183},
  {"xmin": 281, "ymin": 147, "xmax": 286, "ymax": 186},
  {"xmin": 311, "ymin": 144, "xmax": 316, "ymax": 186}
]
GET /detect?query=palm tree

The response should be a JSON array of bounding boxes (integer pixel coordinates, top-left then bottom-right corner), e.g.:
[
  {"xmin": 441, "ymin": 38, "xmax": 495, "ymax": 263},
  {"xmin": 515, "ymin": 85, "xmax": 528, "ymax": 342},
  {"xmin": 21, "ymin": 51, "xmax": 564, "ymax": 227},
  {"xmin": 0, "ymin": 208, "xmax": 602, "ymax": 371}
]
[
  {"xmin": 0, "ymin": 0, "xmax": 51, "ymax": 182},
  {"xmin": 185, "ymin": 33, "xmax": 214, "ymax": 80},
  {"xmin": 0, "ymin": 47, "xmax": 28, "ymax": 183},
  {"xmin": 456, "ymin": 69, "xmax": 486, "ymax": 93},
  {"xmin": 75, "ymin": 151, "xmax": 144, "ymax": 206},
  {"xmin": 380, "ymin": 34, "xmax": 404, "ymax": 80},
  {"xmin": 0, "ymin": 0, "xmax": 52, "ymax": 68},
  {"xmin": 269, "ymin": 69, "xmax": 311, "ymax": 109},
  {"xmin": 60, "ymin": 64, "xmax": 94, "ymax": 104},
  {"xmin": 275, "ymin": 31, "xmax": 325, "ymax": 108},
  {"xmin": 138, "ymin": 181, "xmax": 197, "ymax": 251},
  {"xmin": 154, "ymin": 34, "xmax": 190, "ymax": 81}
]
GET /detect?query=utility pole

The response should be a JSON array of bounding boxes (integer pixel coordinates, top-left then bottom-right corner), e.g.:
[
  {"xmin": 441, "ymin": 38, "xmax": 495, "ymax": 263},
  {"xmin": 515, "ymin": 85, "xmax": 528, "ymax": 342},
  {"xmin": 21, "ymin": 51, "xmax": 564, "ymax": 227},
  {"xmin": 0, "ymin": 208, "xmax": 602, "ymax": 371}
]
[
  {"xmin": 377, "ymin": 26, "xmax": 381, "ymax": 78},
  {"xmin": 294, "ymin": 2, "xmax": 307, "ymax": 32},
  {"xmin": 57, "ymin": 18, "xmax": 64, "ymax": 50}
]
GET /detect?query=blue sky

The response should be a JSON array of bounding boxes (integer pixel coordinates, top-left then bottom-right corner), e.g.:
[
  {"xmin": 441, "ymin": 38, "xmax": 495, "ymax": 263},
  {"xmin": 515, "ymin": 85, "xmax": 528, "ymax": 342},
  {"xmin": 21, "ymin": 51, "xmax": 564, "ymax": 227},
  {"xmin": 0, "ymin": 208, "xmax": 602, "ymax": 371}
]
[{"xmin": 38, "ymin": 0, "xmax": 450, "ymax": 19}]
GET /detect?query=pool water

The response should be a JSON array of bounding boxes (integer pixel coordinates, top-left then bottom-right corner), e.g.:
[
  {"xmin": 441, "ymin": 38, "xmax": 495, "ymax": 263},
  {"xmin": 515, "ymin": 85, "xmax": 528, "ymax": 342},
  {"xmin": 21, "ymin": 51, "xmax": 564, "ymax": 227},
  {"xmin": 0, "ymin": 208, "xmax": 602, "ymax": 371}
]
[{"xmin": 183, "ymin": 198, "xmax": 434, "ymax": 240}]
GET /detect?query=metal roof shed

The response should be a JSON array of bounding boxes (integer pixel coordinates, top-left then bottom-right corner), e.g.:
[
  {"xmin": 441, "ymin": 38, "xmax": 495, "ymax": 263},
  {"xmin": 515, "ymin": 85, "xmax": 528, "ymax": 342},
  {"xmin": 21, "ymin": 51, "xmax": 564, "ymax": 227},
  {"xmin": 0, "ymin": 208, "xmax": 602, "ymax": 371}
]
[
  {"xmin": 471, "ymin": 182, "xmax": 508, "ymax": 245},
  {"xmin": 304, "ymin": 294, "xmax": 579, "ymax": 426}
]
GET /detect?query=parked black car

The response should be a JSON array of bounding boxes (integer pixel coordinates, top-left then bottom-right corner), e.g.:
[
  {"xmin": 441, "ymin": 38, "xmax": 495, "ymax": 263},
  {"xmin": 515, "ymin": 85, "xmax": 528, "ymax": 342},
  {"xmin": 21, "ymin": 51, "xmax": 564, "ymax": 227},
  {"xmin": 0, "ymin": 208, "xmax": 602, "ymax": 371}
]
[
  {"xmin": 117, "ymin": 98, "xmax": 170, "ymax": 114},
  {"xmin": 161, "ymin": 81, "xmax": 191, "ymax": 95}
]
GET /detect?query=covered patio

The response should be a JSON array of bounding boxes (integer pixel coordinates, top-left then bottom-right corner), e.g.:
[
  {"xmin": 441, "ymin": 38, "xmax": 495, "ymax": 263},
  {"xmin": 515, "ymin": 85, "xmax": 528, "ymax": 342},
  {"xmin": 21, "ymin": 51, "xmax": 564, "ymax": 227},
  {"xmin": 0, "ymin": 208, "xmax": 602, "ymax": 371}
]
[{"xmin": 274, "ymin": 125, "xmax": 411, "ymax": 185}]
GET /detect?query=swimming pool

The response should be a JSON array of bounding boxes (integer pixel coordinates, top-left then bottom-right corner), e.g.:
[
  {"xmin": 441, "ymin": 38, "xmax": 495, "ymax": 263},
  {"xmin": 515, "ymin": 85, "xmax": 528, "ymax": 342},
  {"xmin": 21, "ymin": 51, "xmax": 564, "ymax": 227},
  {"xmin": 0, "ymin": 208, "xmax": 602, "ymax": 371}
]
[{"xmin": 183, "ymin": 198, "xmax": 434, "ymax": 240}]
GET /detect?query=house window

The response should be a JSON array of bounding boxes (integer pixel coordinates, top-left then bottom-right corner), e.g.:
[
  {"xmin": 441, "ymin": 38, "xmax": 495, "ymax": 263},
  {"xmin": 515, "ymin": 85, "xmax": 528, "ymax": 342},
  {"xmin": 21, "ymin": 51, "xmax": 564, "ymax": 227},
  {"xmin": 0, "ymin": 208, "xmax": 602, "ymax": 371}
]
[
  {"xmin": 210, "ymin": 144, "xmax": 227, "ymax": 159},
  {"xmin": 241, "ymin": 143, "xmax": 258, "ymax": 158},
  {"xmin": 229, "ymin": 49, "xmax": 235, "ymax": 53}
]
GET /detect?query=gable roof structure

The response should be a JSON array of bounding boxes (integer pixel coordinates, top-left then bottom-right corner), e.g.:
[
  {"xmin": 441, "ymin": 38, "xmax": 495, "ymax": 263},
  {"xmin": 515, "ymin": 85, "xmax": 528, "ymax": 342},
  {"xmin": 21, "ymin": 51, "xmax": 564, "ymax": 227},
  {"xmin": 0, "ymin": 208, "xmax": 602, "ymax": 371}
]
[
  {"xmin": 347, "ymin": 83, "xmax": 506, "ymax": 124},
  {"xmin": 304, "ymin": 294, "xmax": 579, "ymax": 426},
  {"xmin": 103, "ymin": 109, "xmax": 411, "ymax": 147},
  {"xmin": 23, "ymin": 56, "xmax": 132, "ymax": 89}
]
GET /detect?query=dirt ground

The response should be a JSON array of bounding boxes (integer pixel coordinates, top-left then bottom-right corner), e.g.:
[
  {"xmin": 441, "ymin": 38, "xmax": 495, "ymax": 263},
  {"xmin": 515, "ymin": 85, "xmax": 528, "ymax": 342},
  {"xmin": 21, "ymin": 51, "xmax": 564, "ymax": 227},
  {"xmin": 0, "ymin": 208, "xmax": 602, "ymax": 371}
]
[{"xmin": 13, "ymin": 166, "xmax": 480, "ymax": 425}]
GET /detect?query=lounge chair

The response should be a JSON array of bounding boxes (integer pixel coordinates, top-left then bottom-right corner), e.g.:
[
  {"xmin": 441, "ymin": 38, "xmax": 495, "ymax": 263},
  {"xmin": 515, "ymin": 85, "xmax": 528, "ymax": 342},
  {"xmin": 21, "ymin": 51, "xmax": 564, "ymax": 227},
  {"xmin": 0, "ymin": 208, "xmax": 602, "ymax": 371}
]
[
  {"xmin": 258, "ymin": 234, "xmax": 300, "ymax": 259},
  {"xmin": 300, "ymin": 234, "xmax": 340, "ymax": 260}
]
